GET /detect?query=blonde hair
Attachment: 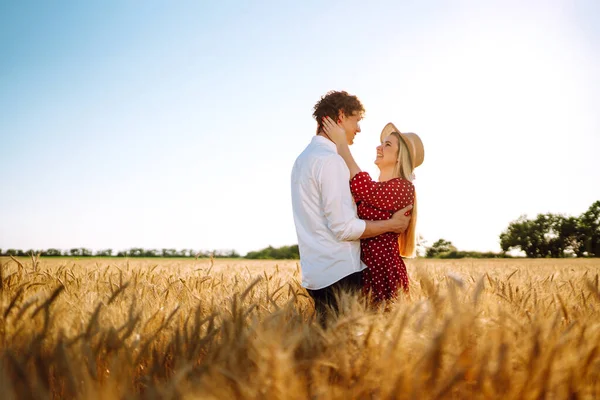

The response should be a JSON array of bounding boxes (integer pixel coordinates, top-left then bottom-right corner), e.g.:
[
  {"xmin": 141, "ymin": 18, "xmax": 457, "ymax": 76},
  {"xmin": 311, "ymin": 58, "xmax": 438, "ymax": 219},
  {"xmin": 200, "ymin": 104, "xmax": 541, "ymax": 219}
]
[{"xmin": 389, "ymin": 132, "xmax": 418, "ymax": 258}]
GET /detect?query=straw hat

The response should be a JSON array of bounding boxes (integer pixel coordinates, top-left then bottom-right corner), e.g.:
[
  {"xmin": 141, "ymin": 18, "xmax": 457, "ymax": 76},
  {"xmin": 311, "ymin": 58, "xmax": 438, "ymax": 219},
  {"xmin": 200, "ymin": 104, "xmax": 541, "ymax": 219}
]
[{"xmin": 380, "ymin": 122, "xmax": 424, "ymax": 169}]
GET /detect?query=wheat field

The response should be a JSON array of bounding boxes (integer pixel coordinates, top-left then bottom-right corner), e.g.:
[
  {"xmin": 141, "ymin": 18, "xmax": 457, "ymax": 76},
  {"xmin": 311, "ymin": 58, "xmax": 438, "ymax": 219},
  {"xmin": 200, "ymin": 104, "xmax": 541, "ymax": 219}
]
[{"xmin": 0, "ymin": 256, "xmax": 599, "ymax": 399}]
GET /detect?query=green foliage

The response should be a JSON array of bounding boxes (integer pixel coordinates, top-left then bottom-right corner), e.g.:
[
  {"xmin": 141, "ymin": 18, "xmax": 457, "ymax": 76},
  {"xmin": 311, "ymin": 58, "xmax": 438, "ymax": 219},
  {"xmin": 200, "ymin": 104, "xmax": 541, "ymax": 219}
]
[
  {"xmin": 500, "ymin": 201, "xmax": 600, "ymax": 258},
  {"xmin": 425, "ymin": 239, "xmax": 457, "ymax": 258},
  {"xmin": 424, "ymin": 239, "xmax": 508, "ymax": 259},
  {"xmin": 437, "ymin": 250, "xmax": 511, "ymax": 259},
  {"xmin": 2, "ymin": 202, "xmax": 594, "ymax": 261},
  {"xmin": 161, "ymin": 249, "xmax": 178, "ymax": 257},
  {"xmin": 69, "ymin": 248, "xmax": 92, "ymax": 257},
  {"xmin": 578, "ymin": 200, "xmax": 600, "ymax": 257},
  {"xmin": 245, "ymin": 245, "xmax": 299, "ymax": 260},
  {"xmin": 42, "ymin": 249, "xmax": 63, "ymax": 257},
  {"xmin": 0, "ymin": 248, "xmax": 240, "ymax": 258}
]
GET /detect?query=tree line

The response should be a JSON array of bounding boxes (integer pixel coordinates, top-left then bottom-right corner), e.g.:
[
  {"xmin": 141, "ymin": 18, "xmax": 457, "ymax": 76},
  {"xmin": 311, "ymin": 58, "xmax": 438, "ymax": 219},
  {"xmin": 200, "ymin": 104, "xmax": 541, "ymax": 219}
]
[
  {"xmin": 424, "ymin": 239, "xmax": 511, "ymax": 259},
  {"xmin": 2, "ymin": 201, "xmax": 597, "ymax": 260},
  {"xmin": 0, "ymin": 248, "xmax": 240, "ymax": 258},
  {"xmin": 499, "ymin": 200, "xmax": 599, "ymax": 258},
  {"xmin": 426, "ymin": 201, "xmax": 599, "ymax": 259},
  {"xmin": 0, "ymin": 246, "xmax": 299, "ymax": 260},
  {"xmin": 245, "ymin": 245, "xmax": 300, "ymax": 260}
]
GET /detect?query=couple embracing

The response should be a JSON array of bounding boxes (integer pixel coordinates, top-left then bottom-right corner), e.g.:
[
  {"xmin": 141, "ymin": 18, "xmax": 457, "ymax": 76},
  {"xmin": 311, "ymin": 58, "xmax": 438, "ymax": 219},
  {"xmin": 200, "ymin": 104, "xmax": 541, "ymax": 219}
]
[{"xmin": 291, "ymin": 90, "xmax": 424, "ymax": 324}]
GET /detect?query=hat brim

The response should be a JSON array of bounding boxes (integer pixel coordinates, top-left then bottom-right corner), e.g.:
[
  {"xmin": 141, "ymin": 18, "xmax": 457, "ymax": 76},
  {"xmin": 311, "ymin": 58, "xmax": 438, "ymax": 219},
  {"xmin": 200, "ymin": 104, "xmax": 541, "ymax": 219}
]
[{"xmin": 380, "ymin": 122, "xmax": 402, "ymax": 143}]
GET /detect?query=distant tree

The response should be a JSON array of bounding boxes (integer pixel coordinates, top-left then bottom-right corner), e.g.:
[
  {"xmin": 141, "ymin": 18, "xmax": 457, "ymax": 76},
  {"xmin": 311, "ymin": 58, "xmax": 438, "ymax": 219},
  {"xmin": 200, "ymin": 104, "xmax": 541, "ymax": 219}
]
[
  {"xmin": 425, "ymin": 239, "xmax": 457, "ymax": 258},
  {"xmin": 534, "ymin": 213, "xmax": 569, "ymax": 258},
  {"xmin": 42, "ymin": 248, "xmax": 63, "ymax": 257},
  {"xmin": 70, "ymin": 248, "xmax": 82, "ymax": 257},
  {"xmin": 438, "ymin": 250, "xmax": 510, "ymax": 259},
  {"xmin": 95, "ymin": 249, "xmax": 113, "ymax": 257},
  {"xmin": 162, "ymin": 248, "xmax": 178, "ymax": 257},
  {"xmin": 145, "ymin": 249, "xmax": 159, "ymax": 257},
  {"xmin": 194, "ymin": 250, "xmax": 209, "ymax": 258},
  {"xmin": 128, "ymin": 248, "xmax": 141, "ymax": 257},
  {"xmin": 188, "ymin": 249, "xmax": 198, "ymax": 257},
  {"xmin": 209, "ymin": 249, "xmax": 240, "ymax": 258},
  {"xmin": 500, "ymin": 203, "xmax": 600, "ymax": 258},
  {"xmin": 245, "ymin": 245, "xmax": 299, "ymax": 260},
  {"xmin": 579, "ymin": 201, "xmax": 600, "ymax": 257},
  {"xmin": 213, "ymin": 250, "xmax": 224, "ymax": 258},
  {"xmin": 559, "ymin": 216, "xmax": 583, "ymax": 257},
  {"xmin": 227, "ymin": 249, "xmax": 240, "ymax": 258},
  {"xmin": 178, "ymin": 249, "xmax": 191, "ymax": 257},
  {"xmin": 246, "ymin": 247, "xmax": 271, "ymax": 259},
  {"xmin": 500, "ymin": 216, "xmax": 540, "ymax": 258}
]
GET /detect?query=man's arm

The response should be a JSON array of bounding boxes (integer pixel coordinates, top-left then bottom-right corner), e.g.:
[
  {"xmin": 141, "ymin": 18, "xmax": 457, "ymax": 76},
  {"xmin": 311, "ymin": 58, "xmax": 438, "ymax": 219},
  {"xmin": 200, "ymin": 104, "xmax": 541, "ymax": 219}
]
[
  {"xmin": 319, "ymin": 156, "xmax": 367, "ymax": 241},
  {"xmin": 360, "ymin": 205, "xmax": 413, "ymax": 239},
  {"xmin": 320, "ymin": 155, "xmax": 414, "ymax": 241}
]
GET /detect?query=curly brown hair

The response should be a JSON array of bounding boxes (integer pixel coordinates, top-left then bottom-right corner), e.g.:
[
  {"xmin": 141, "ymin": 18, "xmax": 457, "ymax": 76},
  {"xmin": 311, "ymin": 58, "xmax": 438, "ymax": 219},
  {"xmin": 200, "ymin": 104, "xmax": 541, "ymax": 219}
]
[{"xmin": 312, "ymin": 91, "xmax": 365, "ymax": 132}]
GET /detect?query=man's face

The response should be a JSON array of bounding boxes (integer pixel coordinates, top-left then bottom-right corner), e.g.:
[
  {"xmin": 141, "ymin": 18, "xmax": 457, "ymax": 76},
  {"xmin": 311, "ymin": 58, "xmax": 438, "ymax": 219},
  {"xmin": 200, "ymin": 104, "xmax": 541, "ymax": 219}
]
[{"xmin": 339, "ymin": 112, "xmax": 362, "ymax": 145}]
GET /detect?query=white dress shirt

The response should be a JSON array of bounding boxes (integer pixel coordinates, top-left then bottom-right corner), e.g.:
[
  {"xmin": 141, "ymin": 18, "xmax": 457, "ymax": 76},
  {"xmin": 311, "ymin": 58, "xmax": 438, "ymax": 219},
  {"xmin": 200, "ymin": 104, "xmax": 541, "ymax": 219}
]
[{"xmin": 291, "ymin": 135, "xmax": 367, "ymax": 289}]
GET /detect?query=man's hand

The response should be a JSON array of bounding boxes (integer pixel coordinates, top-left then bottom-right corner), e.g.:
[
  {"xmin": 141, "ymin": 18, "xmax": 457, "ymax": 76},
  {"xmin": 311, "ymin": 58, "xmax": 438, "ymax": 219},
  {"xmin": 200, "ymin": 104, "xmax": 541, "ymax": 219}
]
[
  {"xmin": 360, "ymin": 204, "xmax": 413, "ymax": 239},
  {"xmin": 389, "ymin": 205, "xmax": 413, "ymax": 233}
]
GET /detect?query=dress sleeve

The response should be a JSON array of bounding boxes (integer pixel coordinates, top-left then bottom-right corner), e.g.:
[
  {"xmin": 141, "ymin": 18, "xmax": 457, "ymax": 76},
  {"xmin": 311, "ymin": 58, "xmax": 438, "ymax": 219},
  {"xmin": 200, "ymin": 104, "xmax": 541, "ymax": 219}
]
[{"xmin": 350, "ymin": 171, "xmax": 414, "ymax": 212}]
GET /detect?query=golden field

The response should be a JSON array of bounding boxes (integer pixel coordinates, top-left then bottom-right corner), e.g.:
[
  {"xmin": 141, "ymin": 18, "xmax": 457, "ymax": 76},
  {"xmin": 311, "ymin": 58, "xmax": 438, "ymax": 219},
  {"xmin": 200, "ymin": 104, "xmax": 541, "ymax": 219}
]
[{"xmin": 0, "ymin": 256, "xmax": 599, "ymax": 399}]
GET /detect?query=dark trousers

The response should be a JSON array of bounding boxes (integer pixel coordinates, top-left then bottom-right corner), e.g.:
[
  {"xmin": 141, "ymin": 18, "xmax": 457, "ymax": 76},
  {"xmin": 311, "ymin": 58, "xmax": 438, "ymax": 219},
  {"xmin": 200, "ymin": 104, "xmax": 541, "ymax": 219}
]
[{"xmin": 306, "ymin": 271, "xmax": 363, "ymax": 327}]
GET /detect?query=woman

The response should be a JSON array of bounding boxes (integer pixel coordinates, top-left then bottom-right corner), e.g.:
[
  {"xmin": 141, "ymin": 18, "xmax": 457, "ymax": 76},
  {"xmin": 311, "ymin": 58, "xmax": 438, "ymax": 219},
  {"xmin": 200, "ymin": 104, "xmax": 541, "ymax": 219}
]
[{"xmin": 322, "ymin": 117, "xmax": 424, "ymax": 304}]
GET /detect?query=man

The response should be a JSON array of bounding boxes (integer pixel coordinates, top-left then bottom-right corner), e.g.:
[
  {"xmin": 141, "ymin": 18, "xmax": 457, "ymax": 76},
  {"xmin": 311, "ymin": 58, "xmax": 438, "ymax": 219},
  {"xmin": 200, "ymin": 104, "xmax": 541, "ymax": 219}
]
[{"xmin": 291, "ymin": 90, "xmax": 412, "ymax": 325}]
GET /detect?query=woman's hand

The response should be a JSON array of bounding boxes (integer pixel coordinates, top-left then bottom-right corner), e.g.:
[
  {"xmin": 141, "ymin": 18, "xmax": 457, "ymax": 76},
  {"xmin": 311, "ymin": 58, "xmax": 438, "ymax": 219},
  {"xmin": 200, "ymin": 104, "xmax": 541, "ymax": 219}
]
[
  {"xmin": 322, "ymin": 117, "xmax": 347, "ymax": 146},
  {"xmin": 322, "ymin": 116, "xmax": 361, "ymax": 178}
]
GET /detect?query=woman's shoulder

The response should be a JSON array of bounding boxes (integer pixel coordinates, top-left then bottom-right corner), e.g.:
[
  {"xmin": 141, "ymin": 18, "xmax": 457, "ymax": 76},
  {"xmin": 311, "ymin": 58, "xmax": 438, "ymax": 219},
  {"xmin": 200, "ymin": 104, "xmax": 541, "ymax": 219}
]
[
  {"xmin": 387, "ymin": 178, "xmax": 415, "ymax": 191},
  {"xmin": 350, "ymin": 171, "xmax": 373, "ymax": 182}
]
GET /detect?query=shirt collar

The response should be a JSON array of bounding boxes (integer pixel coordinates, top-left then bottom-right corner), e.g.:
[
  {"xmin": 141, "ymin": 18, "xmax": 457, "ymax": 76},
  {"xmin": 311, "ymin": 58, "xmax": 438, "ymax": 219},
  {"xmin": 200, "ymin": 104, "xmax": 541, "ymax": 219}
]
[{"xmin": 311, "ymin": 135, "xmax": 337, "ymax": 152}]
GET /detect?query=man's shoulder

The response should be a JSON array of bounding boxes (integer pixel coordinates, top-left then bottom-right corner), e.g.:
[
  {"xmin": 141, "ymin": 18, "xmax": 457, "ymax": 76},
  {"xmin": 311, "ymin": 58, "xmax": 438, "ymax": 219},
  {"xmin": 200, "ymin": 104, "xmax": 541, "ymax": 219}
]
[{"xmin": 295, "ymin": 141, "xmax": 340, "ymax": 167}]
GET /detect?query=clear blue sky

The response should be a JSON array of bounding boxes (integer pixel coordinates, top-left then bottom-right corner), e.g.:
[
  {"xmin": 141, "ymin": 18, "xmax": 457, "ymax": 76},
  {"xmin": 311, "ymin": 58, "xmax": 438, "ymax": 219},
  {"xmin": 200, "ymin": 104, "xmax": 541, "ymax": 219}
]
[{"xmin": 1, "ymin": 0, "xmax": 599, "ymax": 255}]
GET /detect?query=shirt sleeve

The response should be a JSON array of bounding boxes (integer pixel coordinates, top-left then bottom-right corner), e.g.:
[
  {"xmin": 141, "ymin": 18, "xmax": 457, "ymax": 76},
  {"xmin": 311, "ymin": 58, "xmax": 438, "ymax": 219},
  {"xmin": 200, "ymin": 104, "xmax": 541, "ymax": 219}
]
[
  {"xmin": 319, "ymin": 155, "xmax": 366, "ymax": 241},
  {"xmin": 350, "ymin": 171, "xmax": 415, "ymax": 212}
]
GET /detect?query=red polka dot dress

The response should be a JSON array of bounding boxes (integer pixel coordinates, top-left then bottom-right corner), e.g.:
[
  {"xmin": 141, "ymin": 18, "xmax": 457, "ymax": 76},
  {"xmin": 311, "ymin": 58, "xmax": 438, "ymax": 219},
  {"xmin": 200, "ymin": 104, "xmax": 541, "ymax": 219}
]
[{"xmin": 350, "ymin": 171, "xmax": 415, "ymax": 303}]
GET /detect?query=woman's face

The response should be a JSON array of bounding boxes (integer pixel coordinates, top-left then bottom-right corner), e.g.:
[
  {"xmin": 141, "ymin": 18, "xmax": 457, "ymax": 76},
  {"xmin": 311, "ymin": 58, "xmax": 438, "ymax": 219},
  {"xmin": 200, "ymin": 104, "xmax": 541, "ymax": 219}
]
[{"xmin": 375, "ymin": 134, "xmax": 399, "ymax": 169}]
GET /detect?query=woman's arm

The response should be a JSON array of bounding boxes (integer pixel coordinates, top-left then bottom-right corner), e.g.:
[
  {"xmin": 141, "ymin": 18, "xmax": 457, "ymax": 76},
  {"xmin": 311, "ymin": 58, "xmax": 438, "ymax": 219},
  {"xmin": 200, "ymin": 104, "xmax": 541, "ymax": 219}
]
[
  {"xmin": 322, "ymin": 117, "xmax": 361, "ymax": 179},
  {"xmin": 335, "ymin": 142, "xmax": 361, "ymax": 179},
  {"xmin": 350, "ymin": 172, "xmax": 415, "ymax": 212}
]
